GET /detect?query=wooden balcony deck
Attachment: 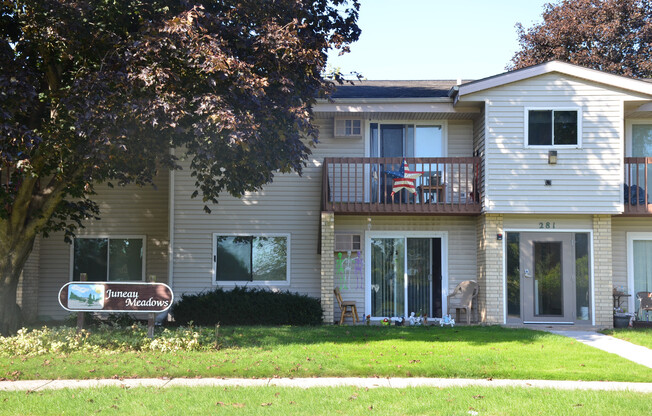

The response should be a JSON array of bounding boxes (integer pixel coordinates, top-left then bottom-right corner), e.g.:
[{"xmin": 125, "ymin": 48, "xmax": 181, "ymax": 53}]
[
  {"xmin": 624, "ymin": 157, "xmax": 652, "ymax": 215},
  {"xmin": 321, "ymin": 157, "xmax": 482, "ymax": 215}
]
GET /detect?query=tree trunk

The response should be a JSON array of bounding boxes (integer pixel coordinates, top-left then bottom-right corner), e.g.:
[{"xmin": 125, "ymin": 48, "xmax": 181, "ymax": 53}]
[{"xmin": 0, "ymin": 236, "xmax": 36, "ymax": 336}]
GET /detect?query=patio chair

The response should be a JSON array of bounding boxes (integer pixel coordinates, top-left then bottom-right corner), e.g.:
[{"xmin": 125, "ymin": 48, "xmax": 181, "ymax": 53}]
[
  {"xmin": 636, "ymin": 291, "xmax": 652, "ymax": 321},
  {"xmin": 334, "ymin": 287, "xmax": 358, "ymax": 325},
  {"xmin": 447, "ymin": 280, "xmax": 479, "ymax": 325}
]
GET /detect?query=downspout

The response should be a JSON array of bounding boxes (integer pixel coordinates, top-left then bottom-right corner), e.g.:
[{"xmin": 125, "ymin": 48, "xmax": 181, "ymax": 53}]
[{"xmin": 167, "ymin": 148, "xmax": 175, "ymax": 293}]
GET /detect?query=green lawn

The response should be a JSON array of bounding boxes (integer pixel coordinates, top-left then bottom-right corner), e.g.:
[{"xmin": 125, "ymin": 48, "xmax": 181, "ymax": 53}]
[
  {"xmin": 600, "ymin": 327, "xmax": 652, "ymax": 349},
  {"xmin": 2, "ymin": 325, "xmax": 651, "ymax": 382},
  {"xmin": 1, "ymin": 386, "xmax": 650, "ymax": 416}
]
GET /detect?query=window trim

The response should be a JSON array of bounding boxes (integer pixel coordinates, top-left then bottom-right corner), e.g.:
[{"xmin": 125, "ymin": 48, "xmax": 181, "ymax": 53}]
[
  {"xmin": 69, "ymin": 235, "xmax": 147, "ymax": 282},
  {"xmin": 524, "ymin": 107, "xmax": 582, "ymax": 148},
  {"xmin": 211, "ymin": 232, "xmax": 291, "ymax": 286}
]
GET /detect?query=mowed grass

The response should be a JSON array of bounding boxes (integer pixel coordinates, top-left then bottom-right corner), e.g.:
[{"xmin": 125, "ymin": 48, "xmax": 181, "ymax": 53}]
[
  {"xmin": 2, "ymin": 326, "xmax": 652, "ymax": 382},
  {"xmin": 600, "ymin": 327, "xmax": 652, "ymax": 349},
  {"xmin": 1, "ymin": 386, "xmax": 650, "ymax": 416}
]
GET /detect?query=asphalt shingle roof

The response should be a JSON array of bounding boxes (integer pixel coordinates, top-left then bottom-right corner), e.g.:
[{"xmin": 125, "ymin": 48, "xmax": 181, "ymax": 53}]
[{"xmin": 331, "ymin": 80, "xmax": 463, "ymax": 99}]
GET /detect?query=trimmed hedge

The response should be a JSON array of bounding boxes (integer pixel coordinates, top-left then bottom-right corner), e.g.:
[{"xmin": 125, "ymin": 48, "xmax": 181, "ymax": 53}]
[{"xmin": 171, "ymin": 286, "xmax": 323, "ymax": 326}]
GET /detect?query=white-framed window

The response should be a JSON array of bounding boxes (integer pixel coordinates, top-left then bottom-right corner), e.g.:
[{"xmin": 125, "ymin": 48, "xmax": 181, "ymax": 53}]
[
  {"xmin": 212, "ymin": 233, "xmax": 290, "ymax": 284},
  {"xmin": 525, "ymin": 108, "xmax": 581, "ymax": 147},
  {"xmin": 71, "ymin": 236, "xmax": 146, "ymax": 281}
]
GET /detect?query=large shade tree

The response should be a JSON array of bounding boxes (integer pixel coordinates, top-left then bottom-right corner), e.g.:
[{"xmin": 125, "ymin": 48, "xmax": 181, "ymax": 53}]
[
  {"xmin": 509, "ymin": 0, "xmax": 652, "ymax": 78},
  {"xmin": 0, "ymin": 0, "xmax": 360, "ymax": 334}
]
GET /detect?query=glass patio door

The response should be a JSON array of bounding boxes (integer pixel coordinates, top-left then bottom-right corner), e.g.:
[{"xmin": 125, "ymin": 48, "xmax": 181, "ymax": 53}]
[
  {"xmin": 370, "ymin": 237, "xmax": 433, "ymax": 318},
  {"xmin": 632, "ymin": 239, "xmax": 652, "ymax": 319}
]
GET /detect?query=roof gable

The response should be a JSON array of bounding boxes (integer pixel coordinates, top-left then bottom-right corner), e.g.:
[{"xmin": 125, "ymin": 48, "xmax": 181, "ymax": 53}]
[{"xmin": 457, "ymin": 61, "xmax": 652, "ymax": 98}]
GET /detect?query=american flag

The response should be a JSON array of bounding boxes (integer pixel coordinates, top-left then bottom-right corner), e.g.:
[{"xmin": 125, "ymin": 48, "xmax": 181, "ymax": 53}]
[{"xmin": 387, "ymin": 159, "xmax": 423, "ymax": 196}]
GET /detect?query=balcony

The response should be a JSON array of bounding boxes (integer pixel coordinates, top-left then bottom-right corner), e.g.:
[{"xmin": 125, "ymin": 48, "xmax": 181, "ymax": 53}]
[
  {"xmin": 624, "ymin": 157, "xmax": 652, "ymax": 215},
  {"xmin": 321, "ymin": 157, "xmax": 482, "ymax": 215}
]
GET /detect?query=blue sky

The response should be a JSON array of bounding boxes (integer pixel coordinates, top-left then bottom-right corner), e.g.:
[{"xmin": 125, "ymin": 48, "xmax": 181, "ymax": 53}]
[{"xmin": 327, "ymin": 0, "xmax": 551, "ymax": 80}]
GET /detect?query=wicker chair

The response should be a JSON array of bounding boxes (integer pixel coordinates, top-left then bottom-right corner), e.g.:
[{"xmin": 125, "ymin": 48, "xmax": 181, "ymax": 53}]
[{"xmin": 636, "ymin": 291, "xmax": 652, "ymax": 321}]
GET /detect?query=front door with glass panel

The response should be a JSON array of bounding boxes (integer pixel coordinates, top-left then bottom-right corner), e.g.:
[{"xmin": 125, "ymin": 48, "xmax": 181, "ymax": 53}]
[
  {"xmin": 520, "ymin": 233, "xmax": 575, "ymax": 323},
  {"xmin": 369, "ymin": 237, "xmax": 442, "ymax": 318}
]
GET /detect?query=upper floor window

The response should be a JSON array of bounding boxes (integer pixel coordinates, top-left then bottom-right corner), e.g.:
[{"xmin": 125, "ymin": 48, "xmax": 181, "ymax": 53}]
[
  {"xmin": 72, "ymin": 237, "xmax": 144, "ymax": 281},
  {"xmin": 527, "ymin": 109, "xmax": 580, "ymax": 147},
  {"xmin": 213, "ymin": 234, "xmax": 289, "ymax": 283}
]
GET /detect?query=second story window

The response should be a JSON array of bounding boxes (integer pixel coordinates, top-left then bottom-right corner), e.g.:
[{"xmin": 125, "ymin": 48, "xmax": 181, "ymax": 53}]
[{"xmin": 527, "ymin": 109, "xmax": 579, "ymax": 146}]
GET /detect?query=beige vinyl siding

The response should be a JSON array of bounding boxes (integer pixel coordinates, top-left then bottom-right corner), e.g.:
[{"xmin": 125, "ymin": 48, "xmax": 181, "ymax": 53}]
[
  {"xmin": 448, "ymin": 120, "xmax": 473, "ymax": 157},
  {"xmin": 503, "ymin": 214, "xmax": 592, "ymax": 230},
  {"xmin": 611, "ymin": 217, "xmax": 652, "ymax": 297},
  {"xmin": 171, "ymin": 120, "xmax": 364, "ymax": 299},
  {"xmin": 462, "ymin": 73, "xmax": 651, "ymax": 214},
  {"xmin": 37, "ymin": 173, "xmax": 170, "ymax": 320},
  {"xmin": 331, "ymin": 215, "xmax": 477, "ymax": 321}
]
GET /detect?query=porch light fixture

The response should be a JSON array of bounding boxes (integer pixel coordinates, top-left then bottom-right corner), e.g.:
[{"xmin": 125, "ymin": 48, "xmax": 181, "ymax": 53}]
[{"xmin": 548, "ymin": 150, "xmax": 558, "ymax": 165}]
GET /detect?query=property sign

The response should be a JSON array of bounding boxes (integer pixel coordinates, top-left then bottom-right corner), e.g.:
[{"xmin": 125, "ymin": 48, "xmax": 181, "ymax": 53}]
[{"xmin": 58, "ymin": 282, "xmax": 174, "ymax": 313}]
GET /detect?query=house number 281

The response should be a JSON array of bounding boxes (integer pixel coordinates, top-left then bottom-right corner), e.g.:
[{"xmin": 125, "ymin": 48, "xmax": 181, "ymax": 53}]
[{"xmin": 539, "ymin": 222, "xmax": 556, "ymax": 229}]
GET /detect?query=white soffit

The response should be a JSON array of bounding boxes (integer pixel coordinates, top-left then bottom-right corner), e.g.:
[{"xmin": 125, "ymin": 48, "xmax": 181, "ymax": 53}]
[{"xmin": 458, "ymin": 61, "xmax": 652, "ymax": 98}]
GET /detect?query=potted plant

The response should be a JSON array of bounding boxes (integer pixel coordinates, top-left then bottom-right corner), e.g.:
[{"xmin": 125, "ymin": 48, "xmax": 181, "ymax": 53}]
[{"xmin": 613, "ymin": 307, "xmax": 632, "ymax": 328}]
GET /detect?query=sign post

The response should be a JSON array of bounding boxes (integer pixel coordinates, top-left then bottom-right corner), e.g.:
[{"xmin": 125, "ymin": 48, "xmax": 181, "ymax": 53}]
[
  {"xmin": 76, "ymin": 273, "xmax": 87, "ymax": 333},
  {"xmin": 147, "ymin": 275, "xmax": 156, "ymax": 338}
]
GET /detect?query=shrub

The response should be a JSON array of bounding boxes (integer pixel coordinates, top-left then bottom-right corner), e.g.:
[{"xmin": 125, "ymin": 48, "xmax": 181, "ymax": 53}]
[
  {"xmin": 0, "ymin": 325, "xmax": 216, "ymax": 356},
  {"xmin": 171, "ymin": 286, "xmax": 323, "ymax": 326}
]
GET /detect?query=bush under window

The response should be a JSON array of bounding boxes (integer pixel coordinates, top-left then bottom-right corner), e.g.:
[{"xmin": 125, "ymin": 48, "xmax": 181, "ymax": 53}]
[{"xmin": 171, "ymin": 287, "xmax": 323, "ymax": 326}]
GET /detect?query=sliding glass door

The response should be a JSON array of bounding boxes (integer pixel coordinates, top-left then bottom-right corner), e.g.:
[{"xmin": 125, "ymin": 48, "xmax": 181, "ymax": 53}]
[{"xmin": 368, "ymin": 234, "xmax": 443, "ymax": 318}]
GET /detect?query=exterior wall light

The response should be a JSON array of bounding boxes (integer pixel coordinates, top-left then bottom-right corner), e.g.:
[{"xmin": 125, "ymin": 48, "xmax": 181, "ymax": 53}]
[{"xmin": 548, "ymin": 150, "xmax": 558, "ymax": 165}]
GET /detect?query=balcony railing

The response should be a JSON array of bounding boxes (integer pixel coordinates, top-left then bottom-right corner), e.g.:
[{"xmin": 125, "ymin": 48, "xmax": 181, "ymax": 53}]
[
  {"xmin": 624, "ymin": 157, "xmax": 652, "ymax": 215},
  {"xmin": 321, "ymin": 157, "xmax": 482, "ymax": 215}
]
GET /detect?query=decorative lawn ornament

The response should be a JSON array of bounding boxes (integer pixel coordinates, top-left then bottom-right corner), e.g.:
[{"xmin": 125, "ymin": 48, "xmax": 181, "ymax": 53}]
[
  {"xmin": 386, "ymin": 159, "xmax": 423, "ymax": 196},
  {"xmin": 440, "ymin": 314, "xmax": 455, "ymax": 327}
]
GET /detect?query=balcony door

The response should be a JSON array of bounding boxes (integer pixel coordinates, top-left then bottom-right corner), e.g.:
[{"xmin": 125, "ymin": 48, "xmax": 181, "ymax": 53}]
[
  {"xmin": 369, "ymin": 123, "xmax": 444, "ymax": 203},
  {"xmin": 370, "ymin": 123, "xmax": 443, "ymax": 159},
  {"xmin": 627, "ymin": 122, "xmax": 652, "ymax": 198}
]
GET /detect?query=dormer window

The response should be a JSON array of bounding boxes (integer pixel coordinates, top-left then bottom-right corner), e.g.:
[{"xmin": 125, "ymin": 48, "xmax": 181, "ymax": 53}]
[{"xmin": 526, "ymin": 109, "xmax": 580, "ymax": 147}]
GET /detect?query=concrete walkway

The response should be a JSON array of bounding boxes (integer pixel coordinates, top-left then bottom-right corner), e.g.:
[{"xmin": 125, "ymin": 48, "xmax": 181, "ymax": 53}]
[
  {"xmin": 547, "ymin": 330, "xmax": 652, "ymax": 368},
  {"xmin": 1, "ymin": 377, "xmax": 651, "ymax": 393}
]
